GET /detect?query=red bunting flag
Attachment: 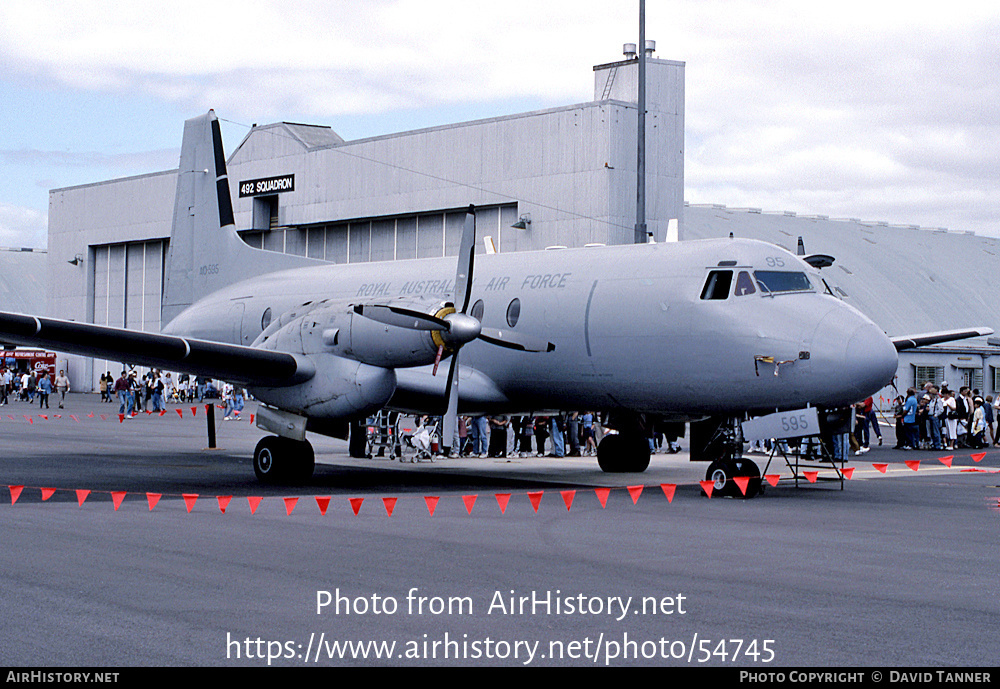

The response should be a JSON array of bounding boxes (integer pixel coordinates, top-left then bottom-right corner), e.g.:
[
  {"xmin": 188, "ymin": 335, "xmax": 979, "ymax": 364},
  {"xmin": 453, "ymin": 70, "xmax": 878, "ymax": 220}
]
[
  {"xmin": 424, "ymin": 496, "xmax": 439, "ymax": 516},
  {"xmin": 159, "ymin": 410, "xmax": 166, "ymax": 417},
  {"xmin": 190, "ymin": 406, "xmax": 197, "ymax": 416},
  {"xmin": 183, "ymin": 494, "xmax": 198, "ymax": 513},
  {"xmin": 382, "ymin": 497, "xmax": 397, "ymax": 517},
  {"xmin": 9, "ymin": 485, "xmax": 23, "ymax": 505},
  {"xmin": 146, "ymin": 493, "xmax": 161, "ymax": 511},
  {"xmin": 626, "ymin": 485, "xmax": 643, "ymax": 504},
  {"xmin": 175, "ymin": 409, "xmax": 183, "ymax": 418},
  {"xmin": 250, "ymin": 414, "xmax": 255, "ymax": 424},
  {"xmin": 873, "ymin": 463, "xmax": 889, "ymax": 473},
  {"xmin": 111, "ymin": 491, "xmax": 126, "ymax": 511},
  {"xmin": 462, "ymin": 494, "xmax": 477, "ymax": 514},
  {"xmin": 527, "ymin": 491, "xmax": 543, "ymax": 512},
  {"xmin": 217, "ymin": 496, "xmax": 232, "ymax": 514},
  {"xmin": 41, "ymin": 488, "xmax": 56, "ymax": 501},
  {"xmin": 70, "ymin": 415, "xmax": 79, "ymax": 422},
  {"xmin": 25, "ymin": 416, "xmax": 33, "ymax": 424},
  {"xmin": 803, "ymin": 471, "xmax": 819, "ymax": 483},
  {"xmin": 699, "ymin": 480, "xmax": 715, "ymax": 498},
  {"xmin": 247, "ymin": 496, "xmax": 263, "ymax": 514},
  {"xmin": 349, "ymin": 497, "xmax": 364, "ymax": 515},
  {"xmin": 764, "ymin": 474, "xmax": 781, "ymax": 487},
  {"xmin": 38, "ymin": 415, "xmax": 47, "ymax": 421},
  {"xmin": 284, "ymin": 497, "xmax": 298, "ymax": 515},
  {"xmin": 145, "ymin": 410, "xmax": 152, "ymax": 415},
  {"xmin": 843, "ymin": 467, "xmax": 855, "ymax": 479},
  {"xmin": 733, "ymin": 477, "xmax": 750, "ymax": 496},
  {"xmin": 76, "ymin": 489, "xmax": 89, "ymax": 506},
  {"xmin": 495, "ymin": 493, "xmax": 511, "ymax": 514},
  {"xmin": 560, "ymin": 490, "xmax": 576, "ymax": 511},
  {"xmin": 315, "ymin": 496, "xmax": 331, "ymax": 515},
  {"xmin": 99, "ymin": 414, "xmax": 107, "ymax": 421},
  {"xmin": 118, "ymin": 414, "xmax": 124, "ymax": 423},
  {"xmin": 971, "ymin": 452, "xmax": 987, "ymax": 463},
  {"xmin": 937, "ymin": 455, "xmax": 954, "ymax": 467},
  {"xmin": 904, "ymin": 460, "xmax": 920, "ymax": 472},
  {"xmin": 594, "ymin": 487, "xmax": 610, "ymax": 508},
  {"xmin": 660, "ymin": 484, "xmax": 676, "ymax": 503}
]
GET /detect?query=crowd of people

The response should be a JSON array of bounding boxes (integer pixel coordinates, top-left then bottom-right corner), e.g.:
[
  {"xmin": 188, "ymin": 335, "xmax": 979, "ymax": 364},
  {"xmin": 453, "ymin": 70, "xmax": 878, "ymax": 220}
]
[
  {"xmin": 0, "ymin": 367, "xmax": 71, "ymax": 409},
  {"xmin": 382, "ymin": 412, "xmax": 684, "ymax": 459},
  {"xmin": 893, "ymin": 383, "xmax": 998, "ymax": 451}
]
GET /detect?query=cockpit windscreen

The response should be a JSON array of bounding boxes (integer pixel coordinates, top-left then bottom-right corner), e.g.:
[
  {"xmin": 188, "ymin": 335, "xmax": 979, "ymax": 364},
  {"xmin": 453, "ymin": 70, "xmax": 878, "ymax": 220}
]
[{"xmin": 753, "ymin": 271, "xmax": 812, "ymax": 294}]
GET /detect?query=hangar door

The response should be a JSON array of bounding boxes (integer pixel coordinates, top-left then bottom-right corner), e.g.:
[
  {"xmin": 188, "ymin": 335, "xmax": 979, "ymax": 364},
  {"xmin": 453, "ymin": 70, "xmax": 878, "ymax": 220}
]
[{"xmin": 90, "ymin": 240, "xmax": 167, "ymax": 391}]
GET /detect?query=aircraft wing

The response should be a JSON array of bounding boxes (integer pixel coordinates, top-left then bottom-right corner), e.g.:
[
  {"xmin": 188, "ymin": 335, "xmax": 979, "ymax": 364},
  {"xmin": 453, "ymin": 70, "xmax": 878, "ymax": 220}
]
[
  {"xmin": 891, "ymin": 327, "xmax": 994, "ymax": 351},
  {"xmin": 0, "ymin": 311, "xmax": 314, "ymax": 387}
]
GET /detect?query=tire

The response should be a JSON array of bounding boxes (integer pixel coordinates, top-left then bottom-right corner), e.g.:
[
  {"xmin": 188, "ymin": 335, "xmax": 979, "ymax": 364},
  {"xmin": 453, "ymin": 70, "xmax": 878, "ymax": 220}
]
[
  {"xmin": 597, "ymin": 434, "xmax": 651, "ymax": 473},
  {"xmin": 253, "ymin": 436, "xmax": 315, "ymax": 484},
  {"xmin": 705, "ymin": 457, "xmax": 761, "ymax": 498}
]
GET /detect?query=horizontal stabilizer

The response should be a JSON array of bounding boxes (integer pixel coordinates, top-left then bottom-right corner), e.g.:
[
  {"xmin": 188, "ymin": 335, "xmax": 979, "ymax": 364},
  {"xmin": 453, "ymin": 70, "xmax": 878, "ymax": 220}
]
[
  {"xmin": 891, "ymin": 327, "xmax": 994, "ymax": 351},
  {"xmin": 0, "ymin": 311, "xmax": 314, "ymax": 386}
]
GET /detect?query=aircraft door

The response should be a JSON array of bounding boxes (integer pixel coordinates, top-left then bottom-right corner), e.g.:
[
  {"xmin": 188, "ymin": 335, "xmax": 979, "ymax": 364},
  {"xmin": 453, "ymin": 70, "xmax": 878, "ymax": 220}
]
[{"xmin": 228, "ymin": 302, "xmax": 246, "ymax": 345}]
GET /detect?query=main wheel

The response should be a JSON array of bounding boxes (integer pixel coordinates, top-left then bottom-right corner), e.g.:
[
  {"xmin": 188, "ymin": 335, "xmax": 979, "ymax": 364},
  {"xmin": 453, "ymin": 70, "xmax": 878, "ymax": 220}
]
[
  {"xmin": 253, "ymin": 436, "xmax": 315, "ymax": 484},
  {"xmin": 597, "ymin": 434, "xmax": 651, "ymax": 473}
]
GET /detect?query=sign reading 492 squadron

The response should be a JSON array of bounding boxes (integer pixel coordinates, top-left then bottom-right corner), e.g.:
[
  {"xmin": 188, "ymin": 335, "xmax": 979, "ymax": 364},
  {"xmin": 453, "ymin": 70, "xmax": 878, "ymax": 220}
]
[{"xmin": 239, "ymin": 174, "xmax": 295, "ymax": 198}]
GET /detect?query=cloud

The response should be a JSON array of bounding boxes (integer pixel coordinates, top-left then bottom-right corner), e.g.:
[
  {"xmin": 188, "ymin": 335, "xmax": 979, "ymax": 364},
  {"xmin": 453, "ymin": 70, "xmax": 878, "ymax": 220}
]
[
  {"xmin": 0, "ymin": 0, "xmax": 997, "ymax": 236},
  {"xmin": 0, "ymin": 203, "xmax": 46, "ymax": 248}
]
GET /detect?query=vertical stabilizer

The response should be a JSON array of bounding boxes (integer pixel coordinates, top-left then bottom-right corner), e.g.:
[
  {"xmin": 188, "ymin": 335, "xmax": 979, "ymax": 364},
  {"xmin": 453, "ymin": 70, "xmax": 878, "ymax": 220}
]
[{"xmin": 161, "ymin": 111, "xmax": 323, "ymax": 327}]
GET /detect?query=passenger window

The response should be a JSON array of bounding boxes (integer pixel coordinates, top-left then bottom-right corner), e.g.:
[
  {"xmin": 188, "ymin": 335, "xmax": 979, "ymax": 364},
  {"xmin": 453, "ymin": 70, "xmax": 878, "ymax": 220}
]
[
  {"xmin": 734, "ymin": 271, "xmax": 756, "ymax": 296},
  {"xmin": 700, "ymin": 271, "xmax": 733, "ymax": 300}
]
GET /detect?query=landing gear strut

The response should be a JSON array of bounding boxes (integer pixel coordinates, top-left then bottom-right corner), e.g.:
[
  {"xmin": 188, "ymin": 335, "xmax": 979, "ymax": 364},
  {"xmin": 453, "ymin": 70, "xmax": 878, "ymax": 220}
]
[
  {"xmin": 253, "ymin": 436, "xmax": 315, "ymax": 484},
  {"xmin": 693, "ymin": 415, "xmax": 761, "ymax": 498}
]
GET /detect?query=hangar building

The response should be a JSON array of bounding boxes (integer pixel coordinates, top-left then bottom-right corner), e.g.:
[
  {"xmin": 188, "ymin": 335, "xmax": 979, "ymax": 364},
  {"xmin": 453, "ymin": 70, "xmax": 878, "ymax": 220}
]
[{"xmin": 46, "ymin": 49, "xmax": 1000, "ymax": 404}]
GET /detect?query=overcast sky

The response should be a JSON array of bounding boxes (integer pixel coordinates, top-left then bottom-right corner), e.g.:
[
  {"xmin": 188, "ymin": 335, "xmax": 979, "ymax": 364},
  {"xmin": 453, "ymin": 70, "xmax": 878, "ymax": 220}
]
[{"xmin": 1, "ymin": 0, "xmax": 997, "ymax": 248}]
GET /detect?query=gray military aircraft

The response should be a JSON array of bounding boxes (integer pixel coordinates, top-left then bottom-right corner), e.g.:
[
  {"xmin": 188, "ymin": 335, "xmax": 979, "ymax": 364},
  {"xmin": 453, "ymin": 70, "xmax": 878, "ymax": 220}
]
[{"xmin": 0, "ymin": 112, "xmax": 991, "ymax": 491}]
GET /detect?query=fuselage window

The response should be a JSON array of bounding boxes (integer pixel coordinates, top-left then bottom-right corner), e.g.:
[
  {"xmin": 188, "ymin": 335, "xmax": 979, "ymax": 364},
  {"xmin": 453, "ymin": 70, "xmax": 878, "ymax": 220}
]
[
  {"xmin": 506, "ymin": 298, "xmax": 521, "ymax": 327},
  {"xmin": 753, "ymin": 271, "xmax": 812, "ymax": 294},
  {"xmin": 734, "ymin": 271, "xmax": 756, "ymax": 296},
  {"xmin": 700, "ymin": 270, "xmax": 733, "ymax": 300},
  {"xmin": 471, "ymin": 299, "xmax": 484, "ymax": 321},
  {"xmin": 261, "ymin": 307, "xmax": 272, "ymax": 330}
]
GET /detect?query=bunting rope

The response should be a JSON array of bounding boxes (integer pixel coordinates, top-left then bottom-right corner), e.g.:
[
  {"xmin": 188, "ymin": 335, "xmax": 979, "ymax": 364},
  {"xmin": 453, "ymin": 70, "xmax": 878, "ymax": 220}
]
[
  {"xmin": 0, "ymin": 404, "xmax": 254, "ymax": 425},
  {"xmin": 4, "ymin": 452, "xmax": 996, "ymax": 515}
]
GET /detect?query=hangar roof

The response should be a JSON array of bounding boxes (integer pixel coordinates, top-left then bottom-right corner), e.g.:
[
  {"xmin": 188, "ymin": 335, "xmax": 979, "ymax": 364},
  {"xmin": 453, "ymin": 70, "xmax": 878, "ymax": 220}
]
[{"xmin": 682, "ymin": 205, "xmax": 1000, "ymax": 340}]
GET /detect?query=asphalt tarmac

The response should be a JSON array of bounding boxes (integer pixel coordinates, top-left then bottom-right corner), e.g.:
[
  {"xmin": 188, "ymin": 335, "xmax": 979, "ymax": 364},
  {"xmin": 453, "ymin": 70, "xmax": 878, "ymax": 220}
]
[{"xmin": 1, "ymin": 394, "xmax": 998, "ymax": 668}]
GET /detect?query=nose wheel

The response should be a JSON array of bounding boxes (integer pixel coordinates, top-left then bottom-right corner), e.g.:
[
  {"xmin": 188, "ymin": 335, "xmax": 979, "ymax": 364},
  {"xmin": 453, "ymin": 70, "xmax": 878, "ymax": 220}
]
[
  {"xmin": 705, "ymin": 457, "xmax": 761, "ymax": 498},
  {"xmin": 253, "ymin": 436, "xmax": 315, "ymax": 484}
]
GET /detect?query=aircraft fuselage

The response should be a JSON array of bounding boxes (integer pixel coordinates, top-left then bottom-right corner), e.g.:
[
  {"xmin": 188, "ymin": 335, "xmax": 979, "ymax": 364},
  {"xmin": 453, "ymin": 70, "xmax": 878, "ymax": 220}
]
[{"xmin": 163, "ymin": 237, "xmax": 898, "ymax": 418}]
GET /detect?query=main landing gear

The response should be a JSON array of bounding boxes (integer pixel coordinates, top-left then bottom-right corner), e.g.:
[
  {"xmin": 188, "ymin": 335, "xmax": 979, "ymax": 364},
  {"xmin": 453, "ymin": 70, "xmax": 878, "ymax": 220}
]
[
  {"xmin": 596, "ymin": 413, "xmax": 651, "ymax": 473},
  {"xmin": 253, "ymin": 436, "xmax": 315, "ymax": 484}
]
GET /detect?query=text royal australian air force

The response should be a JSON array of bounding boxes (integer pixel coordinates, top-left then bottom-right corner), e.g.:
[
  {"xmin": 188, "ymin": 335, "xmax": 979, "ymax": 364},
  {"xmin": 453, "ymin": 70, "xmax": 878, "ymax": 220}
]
[{"xmin": 356, "ymin": 273, "xmax": 572, "ymax": 298}]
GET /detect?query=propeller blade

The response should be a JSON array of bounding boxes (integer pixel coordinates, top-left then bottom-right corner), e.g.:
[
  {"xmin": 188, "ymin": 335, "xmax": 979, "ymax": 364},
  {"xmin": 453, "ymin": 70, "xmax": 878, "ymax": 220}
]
[
  {"xmin": 455, "ymin": 205, "xmax": 476, "ymax": 314},
  {"xmin": 442, "ymin": 351, "xmax": 460, "ymax": 452},
  {"xmin": 353, "ymin": 304, "xmax": 449, "ymax": 331},
  {"xmin": 478, "ymin": 327, "xmax": 555, "ymax": 353}
]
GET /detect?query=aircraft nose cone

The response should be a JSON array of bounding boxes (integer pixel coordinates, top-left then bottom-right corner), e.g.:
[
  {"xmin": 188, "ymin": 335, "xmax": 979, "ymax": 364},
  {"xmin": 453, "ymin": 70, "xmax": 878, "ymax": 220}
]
[{"xmin": 846, "ymin": 322, "xmax": 898, "ymax": 397}]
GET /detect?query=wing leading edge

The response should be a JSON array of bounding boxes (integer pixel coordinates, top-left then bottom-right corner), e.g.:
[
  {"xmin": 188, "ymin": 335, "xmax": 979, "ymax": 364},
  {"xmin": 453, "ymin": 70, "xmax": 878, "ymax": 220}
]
[
  {"xmin": 0, "ymin": 311, "xmax": 314, "ymax": 387},
  {"xmin": 891, "ymin": 327, "xmax": 994, "ymax": 352}
]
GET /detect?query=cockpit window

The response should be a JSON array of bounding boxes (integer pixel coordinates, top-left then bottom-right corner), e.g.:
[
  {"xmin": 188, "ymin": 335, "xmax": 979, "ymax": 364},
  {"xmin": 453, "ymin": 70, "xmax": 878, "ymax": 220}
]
[
  {"xmin": 700, "ymin": 270, "xmax": 733, "ymax": 300},
  {"xmin": 753, "ymin": 271, "xmax": 812, "ymax": 294},
  {"xmin": 734, "ymin": 271, "xmax": 756, "ymax": 296}
]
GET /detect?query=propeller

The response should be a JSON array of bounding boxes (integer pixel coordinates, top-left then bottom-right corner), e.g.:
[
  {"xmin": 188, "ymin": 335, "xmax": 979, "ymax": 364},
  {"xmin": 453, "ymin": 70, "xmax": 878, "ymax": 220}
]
[{"xmin": 355, "ymin": 205, "xmax": 555, "ymax": 451}]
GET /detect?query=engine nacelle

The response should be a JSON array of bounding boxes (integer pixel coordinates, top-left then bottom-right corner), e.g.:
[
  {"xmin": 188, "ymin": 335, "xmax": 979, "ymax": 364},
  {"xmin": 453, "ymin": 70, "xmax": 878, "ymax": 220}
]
[
  {"xmin": 253, "ymin": 296, "xmax": 451, "ymax": 369},
  {"xmin": 249, "ymin": 352, "xmax": 396, "ymax": 420}
]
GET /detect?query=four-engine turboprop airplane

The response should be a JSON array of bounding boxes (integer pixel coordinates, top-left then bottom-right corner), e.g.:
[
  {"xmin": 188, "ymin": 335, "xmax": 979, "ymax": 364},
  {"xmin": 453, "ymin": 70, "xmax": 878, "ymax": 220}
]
[{"xmin": 0, "ymin": 112, "xmax": 991, "ymax": 492}]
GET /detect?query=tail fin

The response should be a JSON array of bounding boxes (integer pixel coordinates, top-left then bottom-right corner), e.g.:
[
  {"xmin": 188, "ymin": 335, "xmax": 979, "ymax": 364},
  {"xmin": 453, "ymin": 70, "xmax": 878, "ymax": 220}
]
[{"xmin": 161, "ymin": 110, "xmax": 323, "ymax": 326}]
